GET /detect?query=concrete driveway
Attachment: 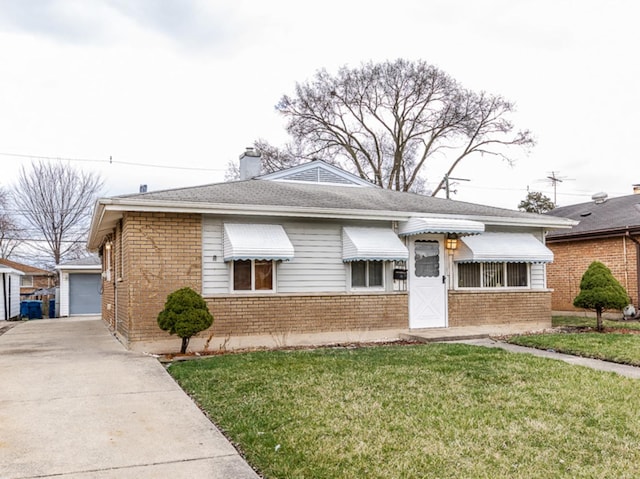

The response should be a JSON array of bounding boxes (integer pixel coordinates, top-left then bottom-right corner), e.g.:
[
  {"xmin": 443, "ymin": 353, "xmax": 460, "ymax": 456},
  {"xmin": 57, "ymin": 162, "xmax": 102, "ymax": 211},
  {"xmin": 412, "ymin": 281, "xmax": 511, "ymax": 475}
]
[{"xmin": 0, "ymin": 317, "xmax": 259, "ymax": 479}]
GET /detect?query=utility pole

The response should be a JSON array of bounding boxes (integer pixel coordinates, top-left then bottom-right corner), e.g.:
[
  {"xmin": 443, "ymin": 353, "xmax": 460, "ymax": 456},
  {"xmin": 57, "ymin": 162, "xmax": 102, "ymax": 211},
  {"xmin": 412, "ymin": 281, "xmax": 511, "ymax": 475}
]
[{"xmin": 444, "ymin": 174, "xmax": 471, "ymax": 199}]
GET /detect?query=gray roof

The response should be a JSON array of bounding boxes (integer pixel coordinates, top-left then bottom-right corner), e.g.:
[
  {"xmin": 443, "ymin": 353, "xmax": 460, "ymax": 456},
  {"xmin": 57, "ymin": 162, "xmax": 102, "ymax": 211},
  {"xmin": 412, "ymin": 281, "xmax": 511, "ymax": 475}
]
[
  {"xmin": 58, "ymin": 255, "xmax": 101, "ymax": 266},
  {"xmin": 546, "ymin": 194, "xmax": 640, "ymax": 240},
  {"xmin": 115, "ymin": 179, "xmax": 556, "ymax": 221}
]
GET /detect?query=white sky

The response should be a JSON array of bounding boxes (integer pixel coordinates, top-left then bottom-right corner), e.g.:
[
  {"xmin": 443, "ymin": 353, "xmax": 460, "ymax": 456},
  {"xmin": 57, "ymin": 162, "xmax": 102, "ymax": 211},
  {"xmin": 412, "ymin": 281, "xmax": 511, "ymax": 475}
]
[{"xmin": 0, "ymin": 0, "xmax": 638, "ymax": 209}]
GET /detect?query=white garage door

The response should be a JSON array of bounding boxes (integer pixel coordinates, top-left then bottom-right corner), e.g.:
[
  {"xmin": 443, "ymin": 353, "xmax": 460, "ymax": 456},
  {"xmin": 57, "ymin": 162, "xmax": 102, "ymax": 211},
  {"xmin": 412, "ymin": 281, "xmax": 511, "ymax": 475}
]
[{"xmin": 69, "ymin": 273, "xmax": 101, "ymax": 315}]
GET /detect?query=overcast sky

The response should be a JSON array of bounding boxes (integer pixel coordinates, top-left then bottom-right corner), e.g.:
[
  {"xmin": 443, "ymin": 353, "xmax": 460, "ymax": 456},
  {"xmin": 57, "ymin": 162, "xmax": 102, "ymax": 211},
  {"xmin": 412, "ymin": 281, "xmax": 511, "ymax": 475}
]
[{"xmin": 0, "ymin": 0, "xmax": 638, "ymax": 209}]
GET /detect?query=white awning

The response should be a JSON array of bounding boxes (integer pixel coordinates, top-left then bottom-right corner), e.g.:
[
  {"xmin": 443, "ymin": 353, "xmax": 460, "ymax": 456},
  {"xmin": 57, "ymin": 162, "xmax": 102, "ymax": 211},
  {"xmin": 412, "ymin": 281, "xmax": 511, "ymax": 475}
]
[
  {"xmin": 454, "ymin": 233, "xmax": 554, "ymax": 263},
  {"xmin": 223, "ymin": 224, "xmax": 294, "ymax": 261},
  {"xmin": 342, "ymin": 227, "xmax": 408, "ymax": 262},
  {"xmin": 398, "ymin": 217, "xmax": 485, "ymax": 236}
]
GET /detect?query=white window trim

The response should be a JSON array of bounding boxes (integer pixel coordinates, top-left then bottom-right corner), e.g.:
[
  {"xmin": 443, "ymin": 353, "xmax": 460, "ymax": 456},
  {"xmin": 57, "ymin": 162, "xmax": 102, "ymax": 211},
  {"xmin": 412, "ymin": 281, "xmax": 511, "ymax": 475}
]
[
  {"xmin": 455, "ymin": 262, "xmax": 531, "ymax": 290},
  {"xmin": 348, "ymin": 260, "xmax": 386, "ymax": 292},
  {"xmin": 21, "ymin": 275, "xmax": 34, "ymax": 287},
  {"xmin": 229, "ymin": 259, "xmax": 276, "ymax": 293}
]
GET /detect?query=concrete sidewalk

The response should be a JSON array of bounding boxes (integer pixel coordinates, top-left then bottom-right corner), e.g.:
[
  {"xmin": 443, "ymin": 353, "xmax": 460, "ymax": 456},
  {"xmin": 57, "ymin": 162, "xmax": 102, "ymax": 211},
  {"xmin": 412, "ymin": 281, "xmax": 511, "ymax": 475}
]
[
  {"xmin": 457, "ymin": 338, "xmax": 640, "ymax": 379},
  {"xmin": 0, "ymin": 317, "xmax": 259, "ymax": 479}
]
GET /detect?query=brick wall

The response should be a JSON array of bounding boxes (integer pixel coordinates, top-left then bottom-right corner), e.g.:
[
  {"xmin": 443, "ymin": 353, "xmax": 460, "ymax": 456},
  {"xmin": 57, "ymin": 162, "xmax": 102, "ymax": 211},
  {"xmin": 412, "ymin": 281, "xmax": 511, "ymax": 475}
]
[
  {"xmin": 448, "ymin": 290, "xmax": 552, "ymax": 327},
  {"xmin": 205, "ymin": 293, "xmax": 409, "ymax": 339},
  {"xmin": 118, "ymin": 212, "xmax": 202, "ymax": 344},
  {"xmin": 547, "ymin": 237, "xmax": 639, "ymax": 312}
]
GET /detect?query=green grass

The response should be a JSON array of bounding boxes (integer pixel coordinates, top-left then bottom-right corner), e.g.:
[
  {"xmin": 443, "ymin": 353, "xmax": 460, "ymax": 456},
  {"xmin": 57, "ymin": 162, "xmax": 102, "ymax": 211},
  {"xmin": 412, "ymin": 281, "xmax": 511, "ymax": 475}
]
[
  {"xmin": 169, "ymin": 344, "xmax": 640, "ymax": 478},
  {"xmin": 552, "ymin": 315, "xmax": 640, "ymax": 331},
  {"xmin": 507, "ymin": 316, "xmax": 640, "ymax": 366}
]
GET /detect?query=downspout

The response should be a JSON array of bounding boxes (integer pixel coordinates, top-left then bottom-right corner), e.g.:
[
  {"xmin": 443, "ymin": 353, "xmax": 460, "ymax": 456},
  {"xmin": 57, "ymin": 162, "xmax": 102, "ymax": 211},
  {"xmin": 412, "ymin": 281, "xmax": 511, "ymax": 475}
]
[
  {"xmin": 627, "ymin": 231, "xmax": 640, "ymax": 315},
  {"xmin": 2, "ymin": 273, "xmax": 8, "ymax": 321}
]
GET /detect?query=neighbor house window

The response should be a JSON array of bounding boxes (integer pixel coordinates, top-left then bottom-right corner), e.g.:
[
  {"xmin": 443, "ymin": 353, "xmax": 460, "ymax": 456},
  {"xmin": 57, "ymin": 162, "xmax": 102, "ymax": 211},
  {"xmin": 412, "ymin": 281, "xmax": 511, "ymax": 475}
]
[
  {"xmin": 233, "ymin": 260, "xmax": 274, "ymax": 291},
  {"xmin": 351, "ymin": 261, "xmax": 383, "ymax": 289},
  {"xmin": 21, "ymin": 275, "xmax": 34, "ymax": 287},
  {"xmin": 457, "ymin": 263, "xmax": 529, "ymax": 288}
]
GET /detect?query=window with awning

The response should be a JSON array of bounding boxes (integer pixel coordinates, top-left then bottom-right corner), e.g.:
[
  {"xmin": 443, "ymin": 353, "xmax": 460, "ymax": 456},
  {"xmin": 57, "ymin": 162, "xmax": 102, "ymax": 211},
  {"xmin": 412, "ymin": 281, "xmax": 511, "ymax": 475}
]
[
  {"xmin": 454, "ymin": 233, "xmax": 553, "ymax": 264},
  {"xmin": 223, "ymin": 224, "xmax": 295, "ymax": 262},
  {"xmin": 342, "ymin": 227, "xmax": 408, "ymax": 262}
]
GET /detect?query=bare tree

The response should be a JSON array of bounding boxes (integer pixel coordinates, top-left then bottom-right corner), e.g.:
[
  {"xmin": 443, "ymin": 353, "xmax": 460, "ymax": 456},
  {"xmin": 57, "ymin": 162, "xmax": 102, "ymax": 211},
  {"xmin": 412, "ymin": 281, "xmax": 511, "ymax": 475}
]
[
  {"xmin": 276, "ymin": 59, "xmax": 534, "ymax": 194},
  {"xmin": 0, "ymin": 187, "xmax": 20, "ymax": 258},
  {"xmin": 12, "ymin": 161, "xmax": 104, "ymax": 265}
]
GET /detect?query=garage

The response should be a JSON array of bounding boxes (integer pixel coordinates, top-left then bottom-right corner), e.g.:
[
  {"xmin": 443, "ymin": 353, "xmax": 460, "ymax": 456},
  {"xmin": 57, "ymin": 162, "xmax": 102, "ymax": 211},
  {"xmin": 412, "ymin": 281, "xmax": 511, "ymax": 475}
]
[
  {"xmin": 69, "ymin": 273, "xmax": 101, "ymax": 315},
  {"xmin": 56, "ymin": 256, "xmax": 102, "ymax": 317}
]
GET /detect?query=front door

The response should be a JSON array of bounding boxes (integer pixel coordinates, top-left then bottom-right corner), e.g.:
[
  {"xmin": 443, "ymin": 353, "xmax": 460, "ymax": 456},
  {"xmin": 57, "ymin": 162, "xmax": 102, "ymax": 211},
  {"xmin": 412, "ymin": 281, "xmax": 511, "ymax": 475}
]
[{"xmin": 409, "ymin": 236, "xmax": 447, "ymax": 328}]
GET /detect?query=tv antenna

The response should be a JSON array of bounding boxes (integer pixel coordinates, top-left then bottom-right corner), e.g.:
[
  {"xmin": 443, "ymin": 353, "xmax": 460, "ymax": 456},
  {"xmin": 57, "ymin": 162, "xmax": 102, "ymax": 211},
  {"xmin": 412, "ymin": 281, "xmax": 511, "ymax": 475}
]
[
  {"xmin": 536, "ymin": 171, "xmax": 574, "ymax": 205},
  {"xmin": 444, "ymin": 174, "xmax": 470, "ymax": 199}
]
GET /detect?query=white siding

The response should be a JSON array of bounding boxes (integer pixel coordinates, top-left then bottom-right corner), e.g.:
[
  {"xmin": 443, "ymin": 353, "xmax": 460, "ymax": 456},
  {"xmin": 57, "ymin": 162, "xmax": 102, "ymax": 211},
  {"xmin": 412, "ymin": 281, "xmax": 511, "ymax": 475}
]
[
  {"xmin": 530, "ymin": 263, "xmax": 546, "ymax": 289},
  {"xmin": 202, "ymin": 216, "xmax": 395, "ymax": 295},
  {"xmin": 59, "ymin": 271, "xmax": 70, "ymax": 317},
  {"xmin": 278, "ymin": 221, "xmax": 345, "ymax": 293},
  {"xmin": 0, "ymin": 273, "xmax": 21, "ymax": 319},
  {"xmin": 202, "ymin": 217, "xmax": 230, "ymax": 295}
]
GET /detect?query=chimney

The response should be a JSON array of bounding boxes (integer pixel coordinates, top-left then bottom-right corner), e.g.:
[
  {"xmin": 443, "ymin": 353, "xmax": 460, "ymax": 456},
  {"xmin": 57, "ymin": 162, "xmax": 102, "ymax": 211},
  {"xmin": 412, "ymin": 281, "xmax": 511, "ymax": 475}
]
[
  {"xmin": 633, "ymin": 184, "xmax": 640, "ymax": 195},
  {"xmin": 239, "ymin": 147, "xmax": 262, "ymax": 180}
]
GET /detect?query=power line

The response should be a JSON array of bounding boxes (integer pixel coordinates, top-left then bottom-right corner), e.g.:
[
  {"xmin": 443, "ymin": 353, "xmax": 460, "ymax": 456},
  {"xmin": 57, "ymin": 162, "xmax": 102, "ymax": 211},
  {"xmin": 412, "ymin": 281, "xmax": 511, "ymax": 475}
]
[{"xmin": 0, "ymin": 152, "xmax": 227, "ymax": 172}]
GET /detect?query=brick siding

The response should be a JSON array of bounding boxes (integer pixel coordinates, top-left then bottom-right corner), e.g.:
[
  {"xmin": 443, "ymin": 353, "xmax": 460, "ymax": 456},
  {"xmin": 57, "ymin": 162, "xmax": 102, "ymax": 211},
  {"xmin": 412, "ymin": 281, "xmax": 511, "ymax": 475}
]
[
  {"xmin": 448, "ymin": 290, "xmax": 552, "ymax": 327},
  {"xmin": 205, "ymin": 293, "xmax": 408, "ymax": 338},
  {"xmin": 547, "ymin": 237, "xmax": 639, "ymax": 312}
]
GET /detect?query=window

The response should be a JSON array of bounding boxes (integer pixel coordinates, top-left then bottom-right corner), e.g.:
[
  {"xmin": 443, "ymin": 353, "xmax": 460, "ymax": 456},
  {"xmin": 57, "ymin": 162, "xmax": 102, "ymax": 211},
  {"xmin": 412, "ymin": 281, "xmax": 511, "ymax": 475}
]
[
  {"xmin": 414, "ymin": 240, "xmax": 439, "ymax": 278},
  {"xmin": 351, "ymin": 261, "xmax": 383, "ymax": 289},
  {"xmin": 233, "ymin": 260, "xmax": 274, "ymax": 291},
  {"xmin": 21, "ymin": 275, "xmax": 34, "ymax": 287},
  {"xmin": 457, "ymin": 263, "xmax": 529, "ymax": 288}
]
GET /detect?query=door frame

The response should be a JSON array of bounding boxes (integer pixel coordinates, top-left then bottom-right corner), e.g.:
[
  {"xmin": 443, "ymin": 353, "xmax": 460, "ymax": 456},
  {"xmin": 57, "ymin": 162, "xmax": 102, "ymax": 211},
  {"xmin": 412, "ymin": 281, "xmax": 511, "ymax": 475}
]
[{"xmin": 408, "ymin": 234, "xmax": 448, "ymax": 329}]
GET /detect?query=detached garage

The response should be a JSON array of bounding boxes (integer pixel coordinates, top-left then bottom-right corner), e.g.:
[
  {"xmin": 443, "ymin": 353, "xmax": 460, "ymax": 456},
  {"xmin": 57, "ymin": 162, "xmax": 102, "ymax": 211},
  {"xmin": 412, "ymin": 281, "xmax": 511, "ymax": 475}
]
[
  {"xmin": 0, "ymin": 265, "xmax": 23, "ymax": 320},
  {"xmin": 56, "ymin": 256, "xmax": 102, "ymax": 316}
]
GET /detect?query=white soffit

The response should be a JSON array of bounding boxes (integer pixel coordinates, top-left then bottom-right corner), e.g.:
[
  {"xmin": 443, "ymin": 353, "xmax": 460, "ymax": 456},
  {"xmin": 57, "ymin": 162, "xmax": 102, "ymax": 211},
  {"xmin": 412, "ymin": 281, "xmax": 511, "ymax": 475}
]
[
  {"xmin": 223, "ymin": 224, "xmax": 294, "ymax": 261},
  {"xmin": 454, "ymin": 233, "xmax": 554, "ymax": 263},
  {"xmin": 398, "ymin": 217, "xmax": 485, "ymax": 236},
  {"xmin": 342, "ymin": 227, "xmax": 409, "ymax": 262}
]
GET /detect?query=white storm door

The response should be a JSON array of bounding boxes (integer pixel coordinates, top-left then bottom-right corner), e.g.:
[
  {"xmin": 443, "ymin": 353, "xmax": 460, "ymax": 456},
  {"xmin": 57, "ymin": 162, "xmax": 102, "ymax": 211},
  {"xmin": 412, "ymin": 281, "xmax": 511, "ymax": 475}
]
[{"xmin": 409, "ymin": 237, "xmax": 447, "ymax": 328}]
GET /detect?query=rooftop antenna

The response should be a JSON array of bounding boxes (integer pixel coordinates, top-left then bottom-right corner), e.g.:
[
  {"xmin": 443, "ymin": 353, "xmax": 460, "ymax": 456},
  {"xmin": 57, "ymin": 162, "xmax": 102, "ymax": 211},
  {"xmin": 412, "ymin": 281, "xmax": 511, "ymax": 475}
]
[
  {"xmin": 444, "ymin": 174, "xmax": 471, "ymax": 199},
  {"xmin": 535, "ymin": 171, "xmax": 574, "ymax": 205}
]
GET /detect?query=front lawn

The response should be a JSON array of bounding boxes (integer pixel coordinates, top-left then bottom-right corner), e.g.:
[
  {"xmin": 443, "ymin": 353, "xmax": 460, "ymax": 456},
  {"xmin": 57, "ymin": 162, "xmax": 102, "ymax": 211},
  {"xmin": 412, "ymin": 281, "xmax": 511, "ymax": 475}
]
[
  {"xmin": 169, "ymin": 343, "xmax": 640, "ymax": 478},
  {"xmin": 507, "ymin": 316, "xmax": 640, "ymax": 366}
]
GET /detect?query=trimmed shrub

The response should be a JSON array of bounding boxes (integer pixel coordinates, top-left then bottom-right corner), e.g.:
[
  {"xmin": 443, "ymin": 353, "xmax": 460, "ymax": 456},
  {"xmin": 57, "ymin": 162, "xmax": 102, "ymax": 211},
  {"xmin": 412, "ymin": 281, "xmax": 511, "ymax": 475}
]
[
  {"xmin": 573, "ymin": 261, "xmax": 629, "ymax": 331},
  {"xmin": 157, "ymin": 287, "xmax": 214, "ymax": 353}
]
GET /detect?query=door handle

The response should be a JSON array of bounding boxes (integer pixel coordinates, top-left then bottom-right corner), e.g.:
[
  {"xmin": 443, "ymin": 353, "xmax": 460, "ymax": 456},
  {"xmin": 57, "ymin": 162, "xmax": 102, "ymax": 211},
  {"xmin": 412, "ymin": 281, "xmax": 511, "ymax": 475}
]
[{"xmin": 442, "ymin": 275, "xmax": 446, "ymax": 284}]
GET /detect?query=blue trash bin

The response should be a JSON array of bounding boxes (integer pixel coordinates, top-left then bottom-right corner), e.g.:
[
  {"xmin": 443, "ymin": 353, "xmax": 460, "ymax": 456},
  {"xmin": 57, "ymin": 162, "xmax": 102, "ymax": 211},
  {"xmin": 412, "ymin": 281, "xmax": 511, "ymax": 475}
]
[
  {"xmin": 27, "ymin": 300, "xmax": 43, "ymax": 320},
  {"xmin": 20, "ymin": 301, "xmax": 29, "ymax": 318},
  {"xmin": 49, "ymin": 299, "xmax": 56, "ymax": 318}
]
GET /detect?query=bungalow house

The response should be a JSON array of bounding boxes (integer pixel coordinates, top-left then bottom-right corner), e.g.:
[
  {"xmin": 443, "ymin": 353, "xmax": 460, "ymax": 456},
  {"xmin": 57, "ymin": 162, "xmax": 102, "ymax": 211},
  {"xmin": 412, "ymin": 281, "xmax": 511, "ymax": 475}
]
[
  {"xmin": 0, "ymin": 264, "xmax": 22, "ymax": 320},
  {"xmin": 545, "ymin": 189, "xmax": 640, "ymax": 316},
  {"xmin": 87, "ymin": 152, "xmax": 574, "ymax": 352},
  {"xmin": 0, "ymin": 258, "xmax": 55, "ymax": 297}
]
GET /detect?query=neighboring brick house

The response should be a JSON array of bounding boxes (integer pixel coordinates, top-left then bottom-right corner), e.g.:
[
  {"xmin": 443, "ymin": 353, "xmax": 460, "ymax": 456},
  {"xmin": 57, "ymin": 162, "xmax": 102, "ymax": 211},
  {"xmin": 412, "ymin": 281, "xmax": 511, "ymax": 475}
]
[
  {"xmin": 0, "ymin": 258, "xmax": 55, "ymax": 296},
  {"xmin": 546, "ymin": 190, "xmax": 640, "ymax": 316},
  {"xmin": 87, "ymin": 153, "xmax": 574, "ymax": 353}
]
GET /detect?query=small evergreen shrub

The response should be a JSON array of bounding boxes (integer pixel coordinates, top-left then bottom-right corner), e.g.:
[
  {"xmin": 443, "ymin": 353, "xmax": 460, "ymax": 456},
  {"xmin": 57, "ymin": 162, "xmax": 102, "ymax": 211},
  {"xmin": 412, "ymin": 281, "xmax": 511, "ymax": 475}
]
[
  {"xmin": 573, "ymin": 261, "xmax": 629, "ymax": 331},
  {"xmin": 157, "ymin": 287, "xmax": 214, "ymax": 353}
]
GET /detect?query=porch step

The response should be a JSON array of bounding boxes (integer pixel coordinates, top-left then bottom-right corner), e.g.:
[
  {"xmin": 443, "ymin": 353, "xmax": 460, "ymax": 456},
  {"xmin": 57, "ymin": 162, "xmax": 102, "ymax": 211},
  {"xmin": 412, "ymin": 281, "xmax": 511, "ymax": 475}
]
[{"xmin": 400, "ymin": 332, "xmax": 491, "ymax": 343}]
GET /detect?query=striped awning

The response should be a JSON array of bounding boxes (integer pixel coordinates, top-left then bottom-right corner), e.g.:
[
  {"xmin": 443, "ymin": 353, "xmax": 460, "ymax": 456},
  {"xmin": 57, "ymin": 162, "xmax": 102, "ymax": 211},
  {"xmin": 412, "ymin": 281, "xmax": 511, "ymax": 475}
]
[
  {"xmin": 342, "ymin": 227, "xmax": 408, "ymax": 262},
  {"xmin": 223, "ymin": 224, "xmax": 294, "ymax": 261},
  {"xmin": 398, "ymin": 217, "xmax": 485, "ymax": 236},
  {"xmin": 454, "ymin": 233, "xmax": 554, "ymax": 263}
]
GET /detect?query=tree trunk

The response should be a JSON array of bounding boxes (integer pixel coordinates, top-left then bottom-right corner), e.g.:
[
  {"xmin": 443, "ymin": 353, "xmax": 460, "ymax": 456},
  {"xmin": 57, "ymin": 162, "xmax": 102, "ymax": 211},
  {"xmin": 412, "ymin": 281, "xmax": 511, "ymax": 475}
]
[
  {"xmin": 180, "ymin": 337, "xmax": 190, "ymax": 354},
  {"xmin": 596, "ymin": 307, "xmax": 603, "ymax": 332}
]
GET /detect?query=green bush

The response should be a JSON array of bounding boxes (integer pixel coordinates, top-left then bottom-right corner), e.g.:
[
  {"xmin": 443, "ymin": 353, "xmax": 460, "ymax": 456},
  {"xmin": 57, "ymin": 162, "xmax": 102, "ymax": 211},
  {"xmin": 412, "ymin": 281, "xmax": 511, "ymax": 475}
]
[
  {"xmin": 573, "ymin": 261, "xmax": 629, "ymax": 331},
  {"xmin": 157, "ymin": 287, "xmax": 214, "ymax": 353}
]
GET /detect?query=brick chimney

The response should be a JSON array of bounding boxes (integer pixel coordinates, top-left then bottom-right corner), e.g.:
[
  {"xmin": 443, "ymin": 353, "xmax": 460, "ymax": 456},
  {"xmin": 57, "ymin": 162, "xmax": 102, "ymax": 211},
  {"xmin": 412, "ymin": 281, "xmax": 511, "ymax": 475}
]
[
  {"xmin": 239, "ymin": 147, "xmax": 262, "ymax": 180},
  {"xmin": 633, "ymin": 184, "xmax": 640, "ymax": 195}
]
